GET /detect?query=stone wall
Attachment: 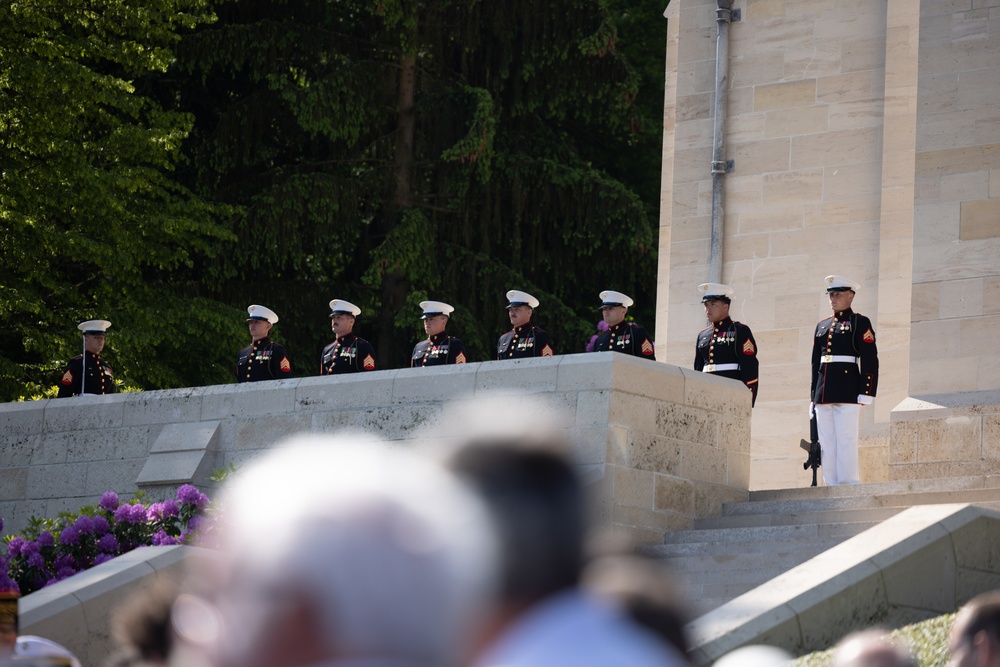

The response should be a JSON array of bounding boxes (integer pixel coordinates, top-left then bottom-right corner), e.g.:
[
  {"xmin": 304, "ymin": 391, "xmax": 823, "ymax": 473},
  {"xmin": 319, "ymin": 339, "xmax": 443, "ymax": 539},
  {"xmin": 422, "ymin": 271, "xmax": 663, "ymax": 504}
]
[
  {"xmin": 890, "ymin": 391, "xmax": 1000, "ymax": 480},
  {"xmin": 0, "ymin": 353, "xmax": 752, "ymax": 546},
  {"xmin": 657, "ymin": 0, "xmax": 1000, "ymax": 488}
]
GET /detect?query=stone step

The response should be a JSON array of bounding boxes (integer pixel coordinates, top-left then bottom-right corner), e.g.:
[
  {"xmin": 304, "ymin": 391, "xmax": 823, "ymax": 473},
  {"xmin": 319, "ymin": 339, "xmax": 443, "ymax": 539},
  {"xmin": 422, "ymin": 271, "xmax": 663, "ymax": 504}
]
[
  {"xmin": 748, "ymin": 475, "xmax": 1000, "ymax": 502},
  {"xmin": 649, "ymin": 475, "xmax": 1000, "ymax": 619},
  {"xmin": 721, "ymin": 487, "xmax": 1000, "ymax": 517},
  {"xmin": 644, "ymin": 535, "xmax": 845, "ymax": 558},
  {"xmin": 660, "ymin": 520, "xmax": 877, "ymax": 544},
  {"xmin": 652, "ymin": 545, "xmax": 824, "ymax": 574},
  {"xmin": 693, "ymin": 506, "xmax": 901, "ymax": 529}
]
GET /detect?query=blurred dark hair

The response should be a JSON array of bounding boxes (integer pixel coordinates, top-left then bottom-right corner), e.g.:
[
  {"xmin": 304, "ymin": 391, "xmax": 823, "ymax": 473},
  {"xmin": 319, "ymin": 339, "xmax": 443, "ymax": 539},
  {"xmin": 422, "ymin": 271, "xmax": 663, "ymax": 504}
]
[{"xmin": 446, "ymin": 439, "xmax": 584, "ymax": 605}]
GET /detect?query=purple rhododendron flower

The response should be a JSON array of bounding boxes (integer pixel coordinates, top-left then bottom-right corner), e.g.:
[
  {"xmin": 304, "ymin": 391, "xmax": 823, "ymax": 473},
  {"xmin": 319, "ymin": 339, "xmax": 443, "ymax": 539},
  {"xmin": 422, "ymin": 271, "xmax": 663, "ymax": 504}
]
[
  {"xmin": 129, "ymin": 503, "xmax": 148, "ymax": 523},
  {"xmin": 56, "ymin": 566, "xmax": 76, "ymax": 580},
  {"xmin": 146, "ymin": 503, "xmax": 163, "ymax": 521},
  {"xmin": 151, "ymin": 530, "xmax": 179, "ymax": 546},
  {"xmin": 37, "ymin": 531, "xmax": 55, "ymax": 548},
  {"xmin": 176, "ymin": 484, "xmax": 208, "ymax": 509},
  {"xmin": 93, "ymin": 553, "xmax": 113, "ymax": 566},
  {"xmin": 20, "ymin": 540, "xmax": 39, "ymax": 556},
  {"xmin": 99, "ymin": 491, "xmax": 120, "ymax": 512},
  {"xmin": 176, "ymin": 484, "xmax": 199, "ymax": 504},
  {"xmin": 114, "ymin": 505, "xmax": 132, "ymax": 523},
  {"xmin": 7, "ymin": 537, "xmax": 23, "ymax": 558},
  {"xmin": 187, "ymin": 515, "xmax": 205, "ymax": 532},
  {"xmin": 92, "ymin": 515, "xmax": 110, "ymax": 535},
  {"xmin": 60, "ymin": 525, "xmax": 79, "ymax": 545},
  {"xmin": 74, "ymin": 515, "xmax": 94, "ymax": 534},
  {"xmin": 54, "ymin": 554, "xmax": 75, "ymax": 571},
  {"xmin": 97, "ymin": 534, "xmax": 118, "ymax": 553},
  {"xmin": 27, "ymin": 552, "xmax": 45, "ymax": 569},
  {"xmin": 161, "ymin": 499, "xmax": 179, "ymax": 518}
]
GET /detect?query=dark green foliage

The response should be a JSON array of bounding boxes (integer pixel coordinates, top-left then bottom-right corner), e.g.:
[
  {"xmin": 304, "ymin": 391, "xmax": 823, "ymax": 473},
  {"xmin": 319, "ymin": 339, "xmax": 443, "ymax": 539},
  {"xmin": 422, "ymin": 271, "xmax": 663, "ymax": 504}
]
[
  {"xmin": 170, "ymin": 0, "xmax": 664, "ymax": 368},
  {"xmin": 0, "ymin": 0, "xmax": 235, "ymax": 399},
  {"xmin": 1, "ymin": 0, "xmax": 666, "ymax": 398}
]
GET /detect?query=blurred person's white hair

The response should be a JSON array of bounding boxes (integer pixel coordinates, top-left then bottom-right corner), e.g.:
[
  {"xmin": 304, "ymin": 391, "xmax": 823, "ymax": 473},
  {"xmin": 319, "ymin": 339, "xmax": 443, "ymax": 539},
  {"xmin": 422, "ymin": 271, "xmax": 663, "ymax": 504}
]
[
  {"xmin": 832, "ymin": 629, "xmax": 916, "ymax": 667},
  {"xmin": 415, "ymin": 393, "xmax": 574, "ymax": 459},
  {"xmin": 713, "ymin": 644, "xmax": 792, "ymax": 667},
  {"xmin": 204, "ymin": 432, "xmax": 498, "ymax": 667}
]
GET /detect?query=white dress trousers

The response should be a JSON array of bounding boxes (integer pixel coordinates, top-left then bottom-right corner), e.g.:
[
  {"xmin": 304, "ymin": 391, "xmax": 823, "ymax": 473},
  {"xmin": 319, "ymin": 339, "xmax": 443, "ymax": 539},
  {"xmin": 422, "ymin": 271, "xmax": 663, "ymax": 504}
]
[{"xmin": 815, "ymin": 403, "xmax": 860, "ymax": 485}]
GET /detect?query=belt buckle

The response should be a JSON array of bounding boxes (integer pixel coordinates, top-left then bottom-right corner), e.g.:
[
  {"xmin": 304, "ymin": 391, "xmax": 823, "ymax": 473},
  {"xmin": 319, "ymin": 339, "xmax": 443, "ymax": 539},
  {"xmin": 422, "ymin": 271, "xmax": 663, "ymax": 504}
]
[
  {"xmin": 821, "ymin": 355, "xmax": 833, "ymax": 363},
  {"xmin": 704, "ymin": 364, "xmax": 716, "ymax": 372}
]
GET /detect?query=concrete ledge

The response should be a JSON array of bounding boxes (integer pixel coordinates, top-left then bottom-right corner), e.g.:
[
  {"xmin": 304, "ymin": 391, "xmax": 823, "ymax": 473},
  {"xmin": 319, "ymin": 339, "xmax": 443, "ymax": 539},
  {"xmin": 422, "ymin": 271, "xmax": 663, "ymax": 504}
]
[
  {"xmin": 19, "ymin": 546, "xmax": 217, "ymax": 667},
  {"xmin": 1, "ymin": 354, "xmax": 752, "ymax": 544},
  {"xmin": 687, "ymin": 503, "xmax": 1000, "ymax": 665}
]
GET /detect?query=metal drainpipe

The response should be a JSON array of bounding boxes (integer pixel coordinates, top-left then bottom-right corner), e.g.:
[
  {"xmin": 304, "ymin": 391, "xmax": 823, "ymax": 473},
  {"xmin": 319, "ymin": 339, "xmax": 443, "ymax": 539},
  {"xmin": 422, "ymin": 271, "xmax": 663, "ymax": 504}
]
[{"xmin": 710, "ymin": 0, "xmax": 737, "ymax": 284}]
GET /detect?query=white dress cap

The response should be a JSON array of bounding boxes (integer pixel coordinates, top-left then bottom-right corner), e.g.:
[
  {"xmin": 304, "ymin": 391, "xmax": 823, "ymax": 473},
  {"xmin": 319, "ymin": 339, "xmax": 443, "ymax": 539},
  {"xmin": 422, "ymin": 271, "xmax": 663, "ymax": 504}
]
[
  {"xmin": 246, "ymin": 305, "xmax": 279, "ymax": 324},
  {"xmin": 506, "ymin": 290, "xmax": 540, "ymax": 309},
  {"xmin": 329, "ymin": 299, "xmax": 362, "ymax": 317},
  {"xmin": 420, "ymin": 300, "xmax": 455, "ymax": 319},
  {"xmin": 698, "ymin": 283, "xmax": 735, "ymax": 302},
  {"xmin": 77, "ymin": 320, "xmax": 112, "ymax": 335},
  {"xmin": 599, "ymin": 290, "xmax": 634, "ymax": 308},
  {"xmin": 825, "ymin": 275, "xmax": 861, "ymax": 292},
  {"xmin": 14, "ymin": 635, "xmax": 83, "ymax": 667}
]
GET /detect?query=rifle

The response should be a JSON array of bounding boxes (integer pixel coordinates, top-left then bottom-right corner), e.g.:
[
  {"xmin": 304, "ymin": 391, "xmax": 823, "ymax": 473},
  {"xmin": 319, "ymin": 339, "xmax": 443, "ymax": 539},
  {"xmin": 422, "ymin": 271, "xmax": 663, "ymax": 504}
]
[{"xmin": 799, "ymin": 413, "xmax": 821, "ymax": 487}]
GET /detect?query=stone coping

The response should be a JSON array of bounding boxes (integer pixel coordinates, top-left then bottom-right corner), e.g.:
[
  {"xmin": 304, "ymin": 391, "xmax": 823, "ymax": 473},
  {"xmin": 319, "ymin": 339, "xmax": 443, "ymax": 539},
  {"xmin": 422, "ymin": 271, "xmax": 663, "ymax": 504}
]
[
  {"xmin": 18, "ymin": 545, "xmax": 218, "ymax": 667},
  {"xmin": 687, "ymin": 503, "xmax": 1000, "ymax": 665}
]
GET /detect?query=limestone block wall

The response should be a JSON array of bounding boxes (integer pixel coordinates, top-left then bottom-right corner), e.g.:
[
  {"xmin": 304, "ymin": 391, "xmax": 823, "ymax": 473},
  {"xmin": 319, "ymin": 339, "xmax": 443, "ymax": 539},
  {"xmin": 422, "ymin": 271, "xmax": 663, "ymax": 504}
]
[
  {"xmin": 890, "ymin": 391, "xmax": 1000, "ymax": 480},
  {"xmin": 0, "ymin": 353, "xmax": 752, "ymax": 546},
  {"xmin": 910, "ymin": 0, "xmax": 1000, "ymax": 396},
  {"xmin": 658, "ymin": 0, "xmax": 999, "ymax": 488}
]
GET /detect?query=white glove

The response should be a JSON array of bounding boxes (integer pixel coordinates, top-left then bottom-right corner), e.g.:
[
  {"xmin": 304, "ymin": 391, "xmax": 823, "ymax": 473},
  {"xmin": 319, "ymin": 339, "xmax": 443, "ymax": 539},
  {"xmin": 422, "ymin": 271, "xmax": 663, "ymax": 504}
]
[
  {"xmin": 809, "ymin": 402, "xmax": 815, "ymax": 418},
  {"xmin": 858, "ymin": 395, "xmax": 873, "ymax": 406}
]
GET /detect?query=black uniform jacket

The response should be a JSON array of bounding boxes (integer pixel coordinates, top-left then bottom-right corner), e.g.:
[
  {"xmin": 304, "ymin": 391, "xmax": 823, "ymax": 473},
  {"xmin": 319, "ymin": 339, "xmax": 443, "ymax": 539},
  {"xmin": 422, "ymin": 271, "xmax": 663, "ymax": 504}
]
[
  {"xmin": 593, "ymin": 322, "xmax": 655, "ymax": 358},
  {"xmin": 411, "ymin": 332, "xmax": 467, "ymax": 367},
  {"xmin": 320, "ymin": 333, "xmax": 377, "ymax": 374},
  {"xmin": 811, "ymin": 308, "xmax": 878, "ymax": 404},
  {"xmin": 694, "ymin": 317, "xmax": 760, "ymax": 406},
  {"xmin": 57, "ymin": 352, "xmax": 117, "ymax": 397},
  {"xmin": 237, "ymin": 337, "xmax": 292, "ymax": 383},
  {"xmin": 497, "ymin": 324, "xmax": 555, "ymax": 360}
]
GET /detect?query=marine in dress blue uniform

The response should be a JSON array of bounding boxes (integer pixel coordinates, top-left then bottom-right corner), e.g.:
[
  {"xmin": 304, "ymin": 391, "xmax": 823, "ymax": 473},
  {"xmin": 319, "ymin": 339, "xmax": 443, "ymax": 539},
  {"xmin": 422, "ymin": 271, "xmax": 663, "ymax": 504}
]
[
  {"xmin": 321, "ymin": 299, "xmax": 377, "ymax": 374},
  {"xmin": 497, "ymin": 290, "xmax": 555, "ymax": 360},
  {"xmin": 237, "ymin": 305, "xmax": 292, "ymax": 383},
  {"xmin": 590, "ymin": 290, "xmax": 655, "ymax": 359},
  {"xmin": 693, "ymin": 283, "xmax": 760, "ymax": 407},
  {"xmin": 411, "ymin": 300, "xmax": 467, "ymax": 367},
  {"xmin": 57, "ymin": 320, "xmax": 118, "ymax": 397},
  {"xmin": 810, "ymin": 275, "xmax": 878, "ymax": 485}
]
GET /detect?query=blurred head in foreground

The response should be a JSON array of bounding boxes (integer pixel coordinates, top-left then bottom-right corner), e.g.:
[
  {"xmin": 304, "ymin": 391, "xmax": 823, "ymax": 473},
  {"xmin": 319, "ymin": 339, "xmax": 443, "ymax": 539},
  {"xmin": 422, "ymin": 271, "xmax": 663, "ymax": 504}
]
[
  {"xmin": 175, "ymin": 434, "xmax": 497, "ymax": 667},
  {"xmin": 429, "ymin": 397, "xmax": 582, "ymax": 612},
  {"xmin": 584, "ymin": 554, "xmax": 690, "ymax": 657},
  {"xmin": 713, "ymin": 644, "xmax": 792, "ymax": 667},
  {"xmin": 427, "ymin": 396, "xmax": 688, "ymax": 667},
  {"xmin": 950, "ymin": 591, "xmax": 1000, "ymax": 667},
  {"xmin": 105, "ymin": 578, "xmax": 178, "ymax": 667},
  {"xmin": 832, "ymin": 629, "xmax": 916, "ymax": 667}
]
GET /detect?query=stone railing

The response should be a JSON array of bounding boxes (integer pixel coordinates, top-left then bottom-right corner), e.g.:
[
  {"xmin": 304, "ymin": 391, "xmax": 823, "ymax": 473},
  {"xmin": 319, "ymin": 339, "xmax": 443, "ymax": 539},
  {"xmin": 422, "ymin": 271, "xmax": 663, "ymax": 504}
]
[
  {"xmin": 890, "ymin": 391, "xmax": 1000, "ymax": 480},
  {"xmin": 0, "ymin": 353, "xmax": 752, "ymax": 545}
]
